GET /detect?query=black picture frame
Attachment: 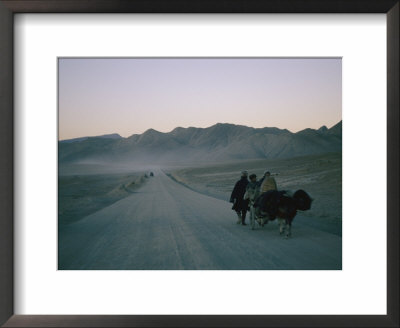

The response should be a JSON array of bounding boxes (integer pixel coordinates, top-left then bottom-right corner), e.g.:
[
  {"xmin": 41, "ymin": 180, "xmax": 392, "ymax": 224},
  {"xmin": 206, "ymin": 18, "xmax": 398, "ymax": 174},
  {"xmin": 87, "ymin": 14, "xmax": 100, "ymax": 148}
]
[{"xmin": 0, "ymin": 1, "xmax": 398, "ymax": 327}]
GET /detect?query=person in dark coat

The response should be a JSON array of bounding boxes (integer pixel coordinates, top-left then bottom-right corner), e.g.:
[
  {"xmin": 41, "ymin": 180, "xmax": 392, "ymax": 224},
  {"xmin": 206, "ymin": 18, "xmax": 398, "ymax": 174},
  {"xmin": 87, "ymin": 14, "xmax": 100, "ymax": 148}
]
[{"xmin": 230, "ymin": 171, "xmax": 249, "ymax": 225}]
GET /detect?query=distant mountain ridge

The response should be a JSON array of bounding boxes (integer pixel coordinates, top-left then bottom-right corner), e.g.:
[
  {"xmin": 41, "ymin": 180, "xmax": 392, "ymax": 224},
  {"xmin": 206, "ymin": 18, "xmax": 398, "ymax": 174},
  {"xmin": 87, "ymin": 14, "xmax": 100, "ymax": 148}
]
[
  {"xmin": 60, "ymin": 133, "xmax": 122, "ymax": 144},
  {"xmin": 59, "ymin": 121, "xmax": 342, "ymax": 164}
]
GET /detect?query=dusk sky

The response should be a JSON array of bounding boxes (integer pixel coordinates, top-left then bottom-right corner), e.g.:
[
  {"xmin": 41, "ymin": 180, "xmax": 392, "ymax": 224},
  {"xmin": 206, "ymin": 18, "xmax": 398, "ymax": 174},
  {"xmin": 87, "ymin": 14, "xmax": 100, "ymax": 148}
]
[{"xmin": 58, "ymin": 58, "xmax": 341, "ymax": 140}]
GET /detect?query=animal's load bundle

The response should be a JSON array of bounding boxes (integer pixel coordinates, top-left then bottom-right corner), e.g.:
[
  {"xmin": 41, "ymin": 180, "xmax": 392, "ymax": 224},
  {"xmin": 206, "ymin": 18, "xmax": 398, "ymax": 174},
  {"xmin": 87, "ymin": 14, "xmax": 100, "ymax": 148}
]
[{"xmin": 254, "ymin": 190, "xmax": 284, "ymax": 219}]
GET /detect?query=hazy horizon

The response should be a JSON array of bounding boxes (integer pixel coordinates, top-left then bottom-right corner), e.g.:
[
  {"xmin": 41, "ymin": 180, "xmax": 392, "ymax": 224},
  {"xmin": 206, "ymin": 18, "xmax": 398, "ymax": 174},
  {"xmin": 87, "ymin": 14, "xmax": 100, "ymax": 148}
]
[{"xmin": 59, "ymin": 58, "xmax": 342, "ymax": 140}]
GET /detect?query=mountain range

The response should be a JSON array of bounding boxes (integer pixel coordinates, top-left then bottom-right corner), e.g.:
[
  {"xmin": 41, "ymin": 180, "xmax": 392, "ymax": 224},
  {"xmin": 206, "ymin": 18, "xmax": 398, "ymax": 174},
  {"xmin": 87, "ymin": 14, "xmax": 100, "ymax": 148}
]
[
  {"xmin": 59, "ymin": 133, "xmax": 122, "ymax": 144},
  {"xmin": 59, "ymin": 121, "xmax": 342, "ymax": 164}
]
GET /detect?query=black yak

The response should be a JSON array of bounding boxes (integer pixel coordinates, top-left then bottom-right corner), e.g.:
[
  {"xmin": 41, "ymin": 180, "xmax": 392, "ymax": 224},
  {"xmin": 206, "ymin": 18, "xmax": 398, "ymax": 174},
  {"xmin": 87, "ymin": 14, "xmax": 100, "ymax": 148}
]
[{"xmin": 251, "ymin": 189, "xmax": 313, "ymax": 238}]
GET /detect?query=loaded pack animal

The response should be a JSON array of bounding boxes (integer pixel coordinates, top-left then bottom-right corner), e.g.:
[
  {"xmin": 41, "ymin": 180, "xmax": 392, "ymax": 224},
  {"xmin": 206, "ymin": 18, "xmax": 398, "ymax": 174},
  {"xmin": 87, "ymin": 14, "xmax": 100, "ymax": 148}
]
[{"xmin": 248, "ymin": 189, "xmax": 313, "ymax": 238}]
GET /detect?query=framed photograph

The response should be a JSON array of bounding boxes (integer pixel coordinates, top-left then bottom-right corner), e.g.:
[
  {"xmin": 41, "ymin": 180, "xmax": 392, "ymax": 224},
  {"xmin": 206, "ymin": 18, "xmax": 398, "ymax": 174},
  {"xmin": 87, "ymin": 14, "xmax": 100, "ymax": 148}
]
[
  {"xmin": 57, "ymin": 56, "xmax": 342, "ymax": 271},
  {"xmin": 1, "ymin": 0, "xmax": 398, "ymax": 327}
]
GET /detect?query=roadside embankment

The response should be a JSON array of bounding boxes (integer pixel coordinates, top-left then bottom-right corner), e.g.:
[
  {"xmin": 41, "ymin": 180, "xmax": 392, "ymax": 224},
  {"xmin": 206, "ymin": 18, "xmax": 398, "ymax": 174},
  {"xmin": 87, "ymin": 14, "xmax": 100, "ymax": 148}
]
[{"xmin": 59, "ymin": 172, "xmax": 150, "ymax": 225}]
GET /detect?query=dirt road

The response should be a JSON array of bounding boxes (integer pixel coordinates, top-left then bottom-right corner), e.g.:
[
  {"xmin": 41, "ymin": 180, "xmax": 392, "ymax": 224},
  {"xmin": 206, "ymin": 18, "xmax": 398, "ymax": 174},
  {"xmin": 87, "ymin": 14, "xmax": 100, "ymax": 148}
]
[{"xmin": 58, "ymin": 170, "xmax": 341, "ymax": 270}]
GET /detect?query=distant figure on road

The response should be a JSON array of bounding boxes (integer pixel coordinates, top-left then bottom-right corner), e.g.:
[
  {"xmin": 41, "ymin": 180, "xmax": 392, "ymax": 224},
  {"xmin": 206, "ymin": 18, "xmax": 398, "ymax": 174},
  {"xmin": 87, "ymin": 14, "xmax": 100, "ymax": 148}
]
[
  {"xmin": 150, "ymin": 172, "xmax": 154, "ymax": 177},
  {"xmin": 230, "ymin": 171, "xmax": 249, "ymax": 225}
]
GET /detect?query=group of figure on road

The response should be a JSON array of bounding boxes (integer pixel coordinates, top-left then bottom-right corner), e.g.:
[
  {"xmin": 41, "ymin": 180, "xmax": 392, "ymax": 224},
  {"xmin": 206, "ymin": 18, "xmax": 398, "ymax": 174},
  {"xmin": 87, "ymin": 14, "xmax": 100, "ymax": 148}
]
[{"xmin": 230, "ymin": 170, "xmax": 277, "ymax": 226}]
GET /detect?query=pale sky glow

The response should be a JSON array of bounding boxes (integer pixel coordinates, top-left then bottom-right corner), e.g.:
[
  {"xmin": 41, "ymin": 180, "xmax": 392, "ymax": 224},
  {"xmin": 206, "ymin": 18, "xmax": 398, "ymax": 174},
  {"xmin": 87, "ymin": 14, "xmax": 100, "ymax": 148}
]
[{"xmin": 58, "ymin": 58, "xmax": 341, "ymax": 140}]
